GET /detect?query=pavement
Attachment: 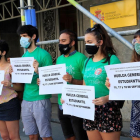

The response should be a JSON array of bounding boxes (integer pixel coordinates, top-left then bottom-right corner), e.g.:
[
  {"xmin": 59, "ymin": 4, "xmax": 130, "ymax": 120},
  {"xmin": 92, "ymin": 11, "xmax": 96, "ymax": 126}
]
[{"xmin": 0, "ymin": 103, "xmax": 132, "ymax": 140}]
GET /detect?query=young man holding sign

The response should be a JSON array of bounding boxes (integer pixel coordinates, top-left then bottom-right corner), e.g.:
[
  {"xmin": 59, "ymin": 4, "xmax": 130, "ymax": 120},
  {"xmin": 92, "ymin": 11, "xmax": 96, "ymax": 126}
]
[
  {"xmin": 11, "ymin": 25, "xmax": 53, "ymax": 140},
  {"xmin": 57, "ymin": 30, "xmax": 88, "ymax": 140}
]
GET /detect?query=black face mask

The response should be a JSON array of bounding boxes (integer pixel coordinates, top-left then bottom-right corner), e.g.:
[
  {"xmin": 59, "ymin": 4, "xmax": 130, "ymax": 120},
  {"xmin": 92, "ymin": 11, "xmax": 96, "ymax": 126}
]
[
  {"xmin": 59, "ymin": 44, "xmax": 71, "ymax": 55},
  {"xmin": 85, "ymin": 44, "xmax": 99, "ymax": 55}
]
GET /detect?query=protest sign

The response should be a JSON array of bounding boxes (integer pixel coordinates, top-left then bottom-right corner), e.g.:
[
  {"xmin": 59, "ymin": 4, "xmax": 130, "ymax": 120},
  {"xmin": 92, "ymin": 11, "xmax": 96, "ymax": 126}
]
[
  {"xmin": 10, "ymin": 57, "xmax": 34, "ymax": 83},
  {"xmin": 0, "ymin": 71, "xmax": 4, "ymax": 95},
  {"xmin": 62, "ymin": 85, "xmax": 95, "ymax": 121},
  {"xmin": 39, "ymin": 64, "xmax": 66, "ymax": 95},
  {"xmin": 105, "ymin": 62, "xmax": 140, "ymax": 100}
]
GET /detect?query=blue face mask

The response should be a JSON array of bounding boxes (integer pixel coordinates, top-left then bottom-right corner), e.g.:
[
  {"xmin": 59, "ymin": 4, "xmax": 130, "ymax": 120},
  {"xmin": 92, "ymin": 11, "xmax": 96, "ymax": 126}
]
[
  {"xmin": 135, "ymin": 43, "xmax": 140, "ymax": 55},
  {"xmin": 20, "ymin": 37, "xmax": 31, "ymax": 49}
]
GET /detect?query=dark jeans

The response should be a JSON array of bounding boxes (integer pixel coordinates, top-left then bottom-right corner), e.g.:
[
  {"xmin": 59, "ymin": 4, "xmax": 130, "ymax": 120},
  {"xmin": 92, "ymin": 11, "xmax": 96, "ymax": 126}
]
[{"xmin": 58, "ymin": 106, "xmax": 88, "ymax": 140}]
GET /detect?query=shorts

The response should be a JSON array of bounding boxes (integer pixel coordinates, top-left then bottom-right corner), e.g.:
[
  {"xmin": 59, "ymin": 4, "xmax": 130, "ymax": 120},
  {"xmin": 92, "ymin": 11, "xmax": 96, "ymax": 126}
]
[
  {"xmin": 58, "ymin": 106, "xmax": 88, "ymax": 140},
  {"xmin": 130, "ymin": 100, "xmax": 140, "ymax": 137},
  {"xmin": 21, "ymin": 99, "xmax": 52, "ymax": 138},
  {"xmin": 0, "ymin": 97, "xmax": 21, "ymax": 121},
  {"xmin": 83, "ymin": 101, "xmax": 123, "ymax": 132}
]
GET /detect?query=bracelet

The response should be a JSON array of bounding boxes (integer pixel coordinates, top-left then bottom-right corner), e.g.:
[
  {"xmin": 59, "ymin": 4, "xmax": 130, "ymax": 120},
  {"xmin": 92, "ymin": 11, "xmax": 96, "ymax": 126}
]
[{"xmin": 11, "ymin": 83, "xmax": 14, "ymax": 88}]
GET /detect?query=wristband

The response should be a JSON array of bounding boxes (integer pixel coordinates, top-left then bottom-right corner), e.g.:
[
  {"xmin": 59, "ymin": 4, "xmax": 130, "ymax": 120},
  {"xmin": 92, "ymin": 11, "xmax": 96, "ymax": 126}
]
[{"xmin": 11, "ymin": 83, "xmax": 13, "ymax": 88}]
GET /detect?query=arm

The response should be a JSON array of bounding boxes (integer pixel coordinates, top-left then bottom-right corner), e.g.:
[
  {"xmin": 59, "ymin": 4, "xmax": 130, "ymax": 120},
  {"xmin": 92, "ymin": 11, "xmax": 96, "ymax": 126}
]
[
  {"xmin": 63, "ymin": 73, "xmax": 83, "ymax": 85},
  {"xmin": 1, "ymin": 81, "xmax": 24, "ymax": 91},
  {"xmin": 83, "ymin": 80, "xmax": 86, "ymax": 85},
  {"xmin": 83, "ymin": 80, "xmax": 109, "ymax": 105},
  {"xmin": 33, "ymin": 59, "xmax": 39, "ymax": 74},
  {"xmin": 12, "ymin": 83, "xmax": 24, "ymax": 91},
  {"xmin": 92, "ymin": 95, "xmax": 109, "ymax": 106},
  {"xmin": 92, "ymin": 77, "xmax": 110, "ymax": 105},
  {"xmin": 105, "ymin": 77, "xmax": 110, "ymax": 90}
]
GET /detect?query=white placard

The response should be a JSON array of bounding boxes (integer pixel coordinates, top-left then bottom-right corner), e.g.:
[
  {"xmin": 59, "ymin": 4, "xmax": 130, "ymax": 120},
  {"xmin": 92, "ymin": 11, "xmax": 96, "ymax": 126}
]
[
  {"xmin": 39, "ymin": 64, "xmax": 67, "ymax": 95},
  {"xmin": 105, "ymin": 62, "xmax": 140, "ymax": 100},
  {"xmin": 10, "ymin": 57, "xmax": 34, "ymax": 83},
  {"xmin": 62, "ymin": 85, "xmax": 95, "ymax": 121},
  {"xmin": 0, "ymin": 71, "xmax": 4, "ymax": 95}
]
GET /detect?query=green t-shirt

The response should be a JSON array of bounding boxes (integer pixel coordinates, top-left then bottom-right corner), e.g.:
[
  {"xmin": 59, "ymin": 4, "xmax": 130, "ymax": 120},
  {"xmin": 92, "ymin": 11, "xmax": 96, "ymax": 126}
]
[
  {"xmin": 22, "ymin": 47, "xmax": 53, "ymax": 101},
  {"xmin": 83, "ymin": 55, "xmax": 121, "ymax": 98},
  {"xmin": 56, "ymin": 51, "xmax": 87, "ymax": 105}
]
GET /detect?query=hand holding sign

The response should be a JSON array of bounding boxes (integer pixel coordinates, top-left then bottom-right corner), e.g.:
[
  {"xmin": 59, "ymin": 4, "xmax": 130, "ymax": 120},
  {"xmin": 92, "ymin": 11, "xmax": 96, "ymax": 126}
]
[
  {"xmin": 92, "ymin": 95, "xmax": 109, "ymax": 105},
  {"xmin": 9, "ymin": 65, "xmax": 13, "ymax": 75},
  {"xmin": 1, "ymin": 80, "xmax": 11, "ymax": 87},
  {"xmin": 105, "ymin": 77, "xmax": 110, "ymax": 90},
  {"xmin": 63, "ymin": 72, "xmax": 73, "ymax": 83},
  {"xmin": 33, "ymin": 59, "xmax": 39, "ymax": 74}
]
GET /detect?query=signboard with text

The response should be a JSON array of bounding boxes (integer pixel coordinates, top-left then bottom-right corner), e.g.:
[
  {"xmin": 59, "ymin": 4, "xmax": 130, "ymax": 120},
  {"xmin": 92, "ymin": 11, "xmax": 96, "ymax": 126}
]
[{"xmin": 90, "ymin": 0, "xmax": 137, "ymax": 28}]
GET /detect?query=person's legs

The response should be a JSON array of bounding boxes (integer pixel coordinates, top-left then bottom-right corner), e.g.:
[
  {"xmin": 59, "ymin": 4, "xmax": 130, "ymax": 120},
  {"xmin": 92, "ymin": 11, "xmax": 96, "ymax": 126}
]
[
  {"xmin": 0, "ymin": 121, "xmax": 10, "ymax": 140},
  {"xmin": 58, "ymin": 106, "xmax": 75, "ymax": 140},
  {"xmin": 86, "ymin": 130, "xmax": 102, "ymax": 140},
  {"xmin": 6, "ymin": 120, "xmax": 20, "ymax": 140},
  {"xmin": 65, "ymin": 136, "xmax": 75, "ymax": 140},
  {"xmin": 71, "ymin": 116, "xmax": 88, "ymax": 140},
  {"xmin": 99, "ymin": 101, "xmax": 122, "ymax": 140},
  {"xmin": 130, "ymin": 101, "xmax": 140, "ymax": 140},
  {"xmin": 100, "ymin": 131, "xmax": 120, "ymax": 140},
  {"xmin": 132, "ymin": 137, "xmax": 140, "ymax": 140},
  {"xmin": 21, "ymin": 100, "xmax": 39, "ymax": 140},
  {"xmin": 29, "ymin": 134, "xmax": 39, "ymax": 140},
  {"xmin": 33, "ymin": 99, "xmax": 52, "ymax": 140}
]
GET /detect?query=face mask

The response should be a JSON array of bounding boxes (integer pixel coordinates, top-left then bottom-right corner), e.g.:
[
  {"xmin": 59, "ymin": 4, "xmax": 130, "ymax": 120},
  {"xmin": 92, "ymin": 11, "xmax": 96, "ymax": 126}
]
[
  {"xmin": 85, "ymin": 44, "xmax": 99, "ymax": 55},
  {"xmin": 135, "ymin": 43, "xmax": 140, "ymax": 55},
  {"xmin": 20, "ymin": 37, "xmax": 31, "ymax": 49},
  {"xmin": 59, "ymin": 43, "xmax": 71, "ymax": 55}
]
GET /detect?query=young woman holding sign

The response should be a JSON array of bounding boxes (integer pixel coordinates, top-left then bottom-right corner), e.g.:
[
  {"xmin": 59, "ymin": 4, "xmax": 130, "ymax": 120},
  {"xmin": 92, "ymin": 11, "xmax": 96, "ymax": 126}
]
[
  {"xmin": 0, "ymin": 40, "xmax": 24, "ymax": 140},
  {"xmin": 106, "ymin": 30, "xmax": 140, "ymax": 140},
  {"xmin": 83, "ymin": 24, "xmax": 122, "ymax": 140}
]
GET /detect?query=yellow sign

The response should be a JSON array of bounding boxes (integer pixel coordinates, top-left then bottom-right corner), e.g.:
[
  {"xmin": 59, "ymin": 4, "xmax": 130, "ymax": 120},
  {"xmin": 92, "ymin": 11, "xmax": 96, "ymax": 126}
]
[{"xmin": 90, "ymin": 0, "xmax": 137, "ymax": 28}]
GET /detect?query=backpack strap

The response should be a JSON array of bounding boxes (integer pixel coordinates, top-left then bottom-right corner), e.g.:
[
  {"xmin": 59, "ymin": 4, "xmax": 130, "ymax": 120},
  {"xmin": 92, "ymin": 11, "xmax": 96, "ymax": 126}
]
[
  {"xmin": 85, "ymin": 58, "xmax": 90, "ymax": 69},
  {"xmin": 108, "ymin": 56, "xmax": 111, "ymax": 65},
  {"xmin": 85, "ymin": 56, "xmax": 93, "ymax": 69}
]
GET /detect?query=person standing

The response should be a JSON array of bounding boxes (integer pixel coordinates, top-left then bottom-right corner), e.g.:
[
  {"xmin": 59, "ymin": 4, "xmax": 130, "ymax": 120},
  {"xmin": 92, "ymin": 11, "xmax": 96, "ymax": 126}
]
[
  {"xmin": 11, "ymin": 25, "xmax": 53, "ymax": 140},
  {"xmin": 0, "ymin": 40, "xmax": 23, "ymax": 140},
  {"xmin": 106, "ymin": 30, "xmax": 140, "ymax": 140},
  {"xmin": 57, "ymin": 29, "xmax": 88, "ymax": 140},
  {"xmin": 83, "ymin": 24, "xmax": 122, "ymax": 140}
]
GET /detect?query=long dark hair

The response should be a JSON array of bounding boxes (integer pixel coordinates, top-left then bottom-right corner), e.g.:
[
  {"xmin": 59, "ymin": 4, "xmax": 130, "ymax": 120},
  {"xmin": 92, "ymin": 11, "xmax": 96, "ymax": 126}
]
[
  {"xmin": 0, "ymin": 40, "xmax": 9, "ymax": 59},
  {"xmin": 85, "ymin": 24, "xmax": 116, "ymax": 63},
  {"xmin": 60, "ymin": 29, "xmax": 78, "ymax": 51},
  {"xmin": 131, "ymin": 30, "xmax": 140, "ymax": 62}
]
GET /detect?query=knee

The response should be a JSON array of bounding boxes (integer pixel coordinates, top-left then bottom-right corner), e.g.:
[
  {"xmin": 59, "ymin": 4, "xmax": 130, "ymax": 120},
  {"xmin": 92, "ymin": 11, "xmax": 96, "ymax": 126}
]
[
  {"xmin": 9, "ymin": 134, "xmax": 20, "ymax": 140},
  {"xmin": 1, "ymin": 133, "xmax": 10, "ymax": 140},
  {"xmin": 29, "ymin": 135, "xmax": 38, "ymax": 140}
]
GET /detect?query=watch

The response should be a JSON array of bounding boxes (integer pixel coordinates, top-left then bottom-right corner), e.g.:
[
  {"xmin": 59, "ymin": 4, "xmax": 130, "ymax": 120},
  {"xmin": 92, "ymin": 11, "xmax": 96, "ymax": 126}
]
[{"xmin": 11, "ymin": 83, "xmax": 14, "ymax": 88}]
